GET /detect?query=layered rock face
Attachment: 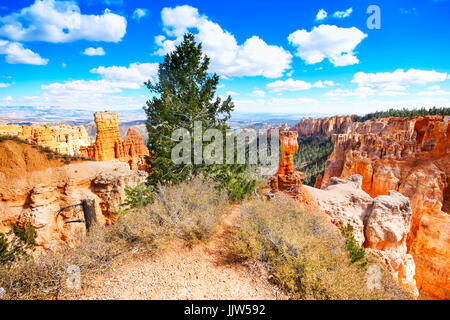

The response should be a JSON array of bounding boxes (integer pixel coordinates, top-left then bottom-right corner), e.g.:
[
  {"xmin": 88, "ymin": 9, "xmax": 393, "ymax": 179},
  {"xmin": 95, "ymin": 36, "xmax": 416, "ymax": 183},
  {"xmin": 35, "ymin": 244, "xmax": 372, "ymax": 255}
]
[
  {"xmin": 0, "ymin": 139, "xmax": 146, "ymax": 249},
  {"xmin": 0, "ymin": 124, "xmax": 91, "ymax": 156},
  {"xmin": 81, "ymin": 111, "xmax": 149, "ymax": 171},
  {"xmin": 269, "ymin": 129, "xmax": 318, "ymax": 212},
  {"xmin": 319, "ymin": 115, "xmax": 449, "ymax": 299},
  {"xmin": 305, "ymin": 175, "xmax": 418, "ymax": 296},
  {"xmin": 290, "ymin": 115, "xmax": 356, "ymax": 137}
]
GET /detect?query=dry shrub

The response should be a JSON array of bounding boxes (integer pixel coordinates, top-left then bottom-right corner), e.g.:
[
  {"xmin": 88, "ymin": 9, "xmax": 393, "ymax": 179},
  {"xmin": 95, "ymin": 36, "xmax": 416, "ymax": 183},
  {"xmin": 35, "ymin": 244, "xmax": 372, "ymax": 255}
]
[
  {"xmin": 0, "ymin": 176, "xmax": 228, "ymax": 299},
  {"xmin": 0, "ymin": 226, "xmax": 124, "ymax": 300},
  {"xmin": 114, "ymin": 175, "xmax": 229, "ymax": 248},
  {"xmin": 230, "ymin": 197, "xmax": 411, "ymax": 300}
]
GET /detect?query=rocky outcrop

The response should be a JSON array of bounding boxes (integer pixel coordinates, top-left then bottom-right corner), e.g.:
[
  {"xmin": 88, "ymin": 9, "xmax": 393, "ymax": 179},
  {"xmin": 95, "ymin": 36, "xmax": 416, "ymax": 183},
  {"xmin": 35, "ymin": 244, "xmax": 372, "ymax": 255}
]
[
  {"xmin": 81, "ymin": 111, "xmax": 149, "ymax": 171},
  {"xmin": 0, "ymin": 124, "xmax": 91, "ymax": 156},
  {"xmin": 0, "ymin": 139, "xmax": 146, "ymax": 249},
  {"xmin": 290, "ymin": 115, "xmax": 356, "ymax": 137},
  {"xmin": 319, "ymin": 115, "xmax": 450, "ymax": 299},
  {"xmin": 269, "ymin": 129, "xmax": 318, "ymax": 212},
  {"xmin": 305, "ymin": 175, "xmax": 418, "ymax": 295}
]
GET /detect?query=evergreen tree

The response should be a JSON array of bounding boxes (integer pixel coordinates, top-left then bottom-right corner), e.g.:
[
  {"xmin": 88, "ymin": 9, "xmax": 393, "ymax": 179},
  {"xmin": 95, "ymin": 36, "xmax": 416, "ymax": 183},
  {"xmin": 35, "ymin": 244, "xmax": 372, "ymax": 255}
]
[{"xmin": 144, "ymin": 33, "xmax": 255, "ymax": 201}]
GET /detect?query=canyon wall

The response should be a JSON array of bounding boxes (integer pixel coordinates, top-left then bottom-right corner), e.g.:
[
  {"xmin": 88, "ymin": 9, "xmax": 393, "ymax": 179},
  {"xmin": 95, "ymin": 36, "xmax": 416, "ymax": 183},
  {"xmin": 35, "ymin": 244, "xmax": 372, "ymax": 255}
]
[
  {"xmin": 305, "ymin": 175, "xmax": 418, "ymax": 296},
  {"xmin": 0, "ymin": 124, "xmax": 91, "ymax": 156},
  {"xmin": 0, "ymin": 139, "xmax": 147, "ymax": 249},
  {"xmin": 290, "ymin": 115, "xmax": 356, "ymax": 137},
  {"xmin": 318, "ymin": 115, "xmax": 449, "ymax": 299},
  {"xmin": 81, "ymin": 111, "xmax": 149, "ymax": 171},
  {"xmin": 268, "ymin": 129, "xmax": 418, "ymax": 295}
]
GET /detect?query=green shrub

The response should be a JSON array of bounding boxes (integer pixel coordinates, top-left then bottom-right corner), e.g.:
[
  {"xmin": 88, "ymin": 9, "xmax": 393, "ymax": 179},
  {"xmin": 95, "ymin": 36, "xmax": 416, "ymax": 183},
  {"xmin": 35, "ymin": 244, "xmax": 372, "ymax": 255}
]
[
  {"xmin": 0, "ymin": 222, "xmax": 37, "ymax": 265},
  {"xmin": 120, "ymin": 183, "xmax": 154, "ymax": 210},
  {"xmin": 341, "ymin": 225, "xmax": 368, "ymax": 269},
  {"xmin": 230, "ymin": 197, "xmax": 411, "ymax": 300}
]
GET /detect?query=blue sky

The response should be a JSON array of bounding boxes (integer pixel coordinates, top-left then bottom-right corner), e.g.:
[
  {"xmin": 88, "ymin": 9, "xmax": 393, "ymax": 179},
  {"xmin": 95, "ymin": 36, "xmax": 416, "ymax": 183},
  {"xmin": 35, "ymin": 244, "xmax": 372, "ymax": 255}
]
[{"xmin": 0, "ymin": 0, "xmax": 449, "ymax": 117}]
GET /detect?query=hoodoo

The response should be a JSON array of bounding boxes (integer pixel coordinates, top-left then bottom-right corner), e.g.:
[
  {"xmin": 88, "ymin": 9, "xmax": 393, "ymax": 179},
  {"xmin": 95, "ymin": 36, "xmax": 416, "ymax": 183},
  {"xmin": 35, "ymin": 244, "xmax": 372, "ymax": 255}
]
[{"xmin": 81, "ymin": 111, "xmax": 149, "ymax": 171}]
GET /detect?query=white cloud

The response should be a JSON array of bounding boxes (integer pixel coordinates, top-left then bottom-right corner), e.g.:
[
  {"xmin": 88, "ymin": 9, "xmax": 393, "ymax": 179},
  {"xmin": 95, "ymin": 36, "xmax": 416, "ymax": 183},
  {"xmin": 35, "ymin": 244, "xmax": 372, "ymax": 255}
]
[
  {"xmin": 0, "ymin": 82, "xmax": 11, "ymax": 88},
  {"xmin": 0, "ymin": 0, "xmax": 127, "ymax": 43},
  {"xmin": 154, "ymin": 5, "xmax": 292, "ymax": 78},
  {"xmin": 325, "ymin": 87, "xmax": 376, "ymax": 98},
  {"xmin": 315, "ymin": 9, "xmax": 327, "ymax": 21},
  {"xmin": 0, "ymin": 40, "xmax": 48, "ymax": 65},
  {"xmin": 266, "ymin": 78, "xmax": 335, "ymax": 92},
  {"xmin": 35, "ymin": 62, "xmax": 158, "ymax": 108},
  {"xmin": 132, "ymin": 8, "xmax": 148, "ymax": 21},
  {"xmin": 312, "ymin": 80, "xmax": 335, "ymax": 88},
  {"xmin": 83, "ymin": 47, "xmax": 106, "ymax": 56},
  {"xmin": 379, "ymin": 91, "xmax": 408, "ymax": 96},
  {"xmin": 90, "ymin": 62, "xmax": 158, "ymax": 86},
  {"xmin": 288, "ymin": 25, "xmax": 367, "ymax": 67},
  {"xmin": 251, "ymin": 89, "xmax": 266, "ymax": 97},
  {"xmin": 62, "ymin": 62, "xmax": 66, "ymax": 67},
  {"xmin": 352, "ymin": 69, "xmax": 448, "ymax": 90},
  {"xmin": 333, "ymin": 8, "xmax": 353, "ymax": 18},
  {"xmin": 417, "ymin": 85, "xmax": 450, "ymax": 96},
  {"xmin": 226, "ymin": 90, "xmax": 238, "ymax": 96}
]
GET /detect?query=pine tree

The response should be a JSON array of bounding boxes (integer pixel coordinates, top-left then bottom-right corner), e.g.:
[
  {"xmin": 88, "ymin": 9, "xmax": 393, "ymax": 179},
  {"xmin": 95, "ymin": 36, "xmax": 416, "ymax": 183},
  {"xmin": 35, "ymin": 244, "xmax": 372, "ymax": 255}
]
[{"xmin": 143, "ymin": 33, "xmax": 255, "ymax": 200}]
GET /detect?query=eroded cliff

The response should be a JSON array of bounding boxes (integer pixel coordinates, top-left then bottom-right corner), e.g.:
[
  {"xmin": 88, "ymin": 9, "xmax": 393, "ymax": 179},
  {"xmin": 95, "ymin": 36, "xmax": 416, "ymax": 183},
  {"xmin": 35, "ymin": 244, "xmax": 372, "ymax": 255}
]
[
  {"xmin": 0, "ymin": 124, "xmax": 91, "ymax": 156},
  {"xmin": 0, "ymin": 139, "xmax": 147, "ymax": 249},
  {"xmin": 319, "ymin": 115, "xmax": 449, "ymax": 299}
]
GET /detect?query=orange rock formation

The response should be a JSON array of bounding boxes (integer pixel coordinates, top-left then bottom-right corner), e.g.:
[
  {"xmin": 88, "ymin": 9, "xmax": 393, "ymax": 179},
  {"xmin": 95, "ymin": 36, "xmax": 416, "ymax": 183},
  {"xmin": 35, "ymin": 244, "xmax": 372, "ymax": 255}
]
[
  {"xmin": 0, "ymin": 124, "xmax": 90, "ymax": 155},
  {"xmin": 290, "ymin": 115, "xmax": 356, "ymax": 137},
  {"xmin": 81, "ymin": 111, "xmax": 149, "ymax": 171},
  {"xmin": 304, "ymin": 175, "xmax": 418, "ymax": 295},
  {"xmin": 319, "ymin": 115, "xmax": 449, "ymax": 299},
  {"xmin": 270, "ymin": 128, "xmax": 318, "ymax": 212},
  {"xmin": 0, "ymin": 139, "xmax": 147, "ymax": 249}
]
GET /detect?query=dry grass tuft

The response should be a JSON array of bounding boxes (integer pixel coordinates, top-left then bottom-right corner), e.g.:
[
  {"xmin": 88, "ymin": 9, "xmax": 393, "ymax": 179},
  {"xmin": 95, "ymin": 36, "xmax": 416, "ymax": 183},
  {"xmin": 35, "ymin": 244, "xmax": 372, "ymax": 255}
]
[{"xmin": 229, "ymin": 197, "xmax": 412, "ymax": 300}]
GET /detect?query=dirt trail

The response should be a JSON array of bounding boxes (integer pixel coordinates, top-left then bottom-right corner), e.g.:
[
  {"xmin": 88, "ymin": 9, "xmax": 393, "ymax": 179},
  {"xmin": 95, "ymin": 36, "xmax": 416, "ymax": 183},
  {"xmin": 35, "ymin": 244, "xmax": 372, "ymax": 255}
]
[{"xmin": 66, "ymin": 205, "xmax": 286, "ymax": 300}]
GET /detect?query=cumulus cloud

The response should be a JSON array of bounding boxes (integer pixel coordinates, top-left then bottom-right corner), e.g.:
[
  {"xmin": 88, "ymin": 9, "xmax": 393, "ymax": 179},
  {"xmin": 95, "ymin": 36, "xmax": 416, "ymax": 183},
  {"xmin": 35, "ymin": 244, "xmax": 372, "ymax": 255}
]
[
  {"xmin": 352, "ymin": 69, "xmax": 448, "ymax": 90},
  {"xmin": 315, "ymin": 9, "xmax": 327, "ymax": 21},
  {"xmin": 90, "ymin": 62, "xmax": 158, "ymax": 86},
  {"xmin": 0, "ymin": 82, "xmax": 11, "ymax": 88},
  {"xmin": 83, "ymin": 47, "xmax": 106, "ymax": 56},
  {"xmin": 251, "ymin": 89, "xmax": 266, "ymax": 97},
  {"xmin": 288, "ymin": 25, "xmax": 367, "ymax": 67},
  {"xmin": 0, "ymin": 0, "xmax": 127, "ymax": 43},
  {"xmin": 333, "ymin": 8, "xmax": 353, "ymax": 18},
  {"xmin": 417, "ymin": 85, "xmax": 450, "ymax": 96},
  {"xmin": 39, "ymin": 62, "xmax": 158, "ymax": 106},
  {"xmin": 132, "ymin": 8, "xmax": 148, "ymax": 21},
  {"xmin": 0, "ymin": 40, "xmax": 48, "ymax": 65},
  {"xmin": 266, "ymin": 78, "xmax": 335, "ymax": 92},
  {"xmin": 154, "ymin": 5, "xmax": 292, "ymax": 78}
]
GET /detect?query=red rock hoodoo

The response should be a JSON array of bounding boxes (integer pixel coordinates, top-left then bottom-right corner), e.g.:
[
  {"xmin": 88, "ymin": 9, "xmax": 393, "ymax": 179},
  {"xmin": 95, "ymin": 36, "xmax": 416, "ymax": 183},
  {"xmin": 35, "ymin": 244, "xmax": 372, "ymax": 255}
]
[
  {"xmin": 81, "ymin": 111, "xmax": 149, "ymax": 171},
  {"xmin": 269, "ymin": 128, "xmax": 319, "ymax": 212}
]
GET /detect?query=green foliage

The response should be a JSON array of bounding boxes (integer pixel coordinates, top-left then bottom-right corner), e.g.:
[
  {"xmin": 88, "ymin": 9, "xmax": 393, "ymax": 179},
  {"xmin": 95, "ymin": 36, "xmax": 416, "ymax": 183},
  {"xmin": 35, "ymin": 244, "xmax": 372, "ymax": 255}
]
[
  {"xmin": 144, "ymin": 33, "xmax": 255, "ymax": 201},
  {"xmin": 121, "ymin": 183, "xmax": 154, "ymax": 209},
  {"xmin": 354, "ymin": 107, "xmax": 450, "ymax": 122},
  {"xmin": 341, "ymin": 225, "xmax": 368, "ymax": 269},
  {"xmin": 206, "ymin": 164, "xmax": 257, "ymax": 203},
  {"xmin": 230, "ymin": 198, "xmax": 410, "ymax": 300},
  {"xmin": 0, "ymin": 222, "xmax": 36, "ymax": 265},
  {"xmin": 293, "ymin": 136, "xmax": 334, "ymax": 186}
]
